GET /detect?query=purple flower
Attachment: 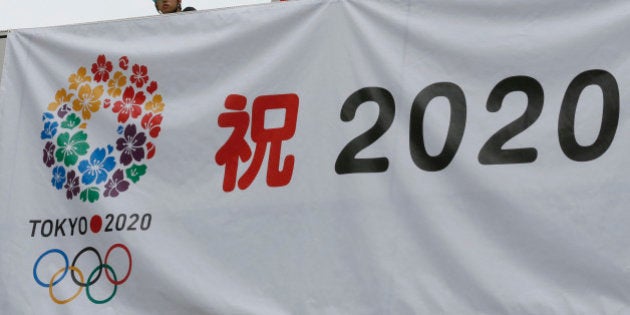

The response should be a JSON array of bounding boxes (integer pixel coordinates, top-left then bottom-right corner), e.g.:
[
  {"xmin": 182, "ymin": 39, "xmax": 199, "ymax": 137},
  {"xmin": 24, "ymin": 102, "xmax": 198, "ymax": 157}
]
[
  {"xmin": 43, "ymin": 142, "xmax": 56, "ymax": 167},
  {"xmin": 104, "ymin": 169, "xmax": 130, "ymax": 198},
  {"xmin": 116, "ymin": 124, "xmax": 146, "ymax": 166},
  {"xmin": 57, "ymin": 103, "xmax": 71, "ymax": 119},
  {"xmin": 64, "ymin": 170, "xmax": 80, "ymax": 200}
]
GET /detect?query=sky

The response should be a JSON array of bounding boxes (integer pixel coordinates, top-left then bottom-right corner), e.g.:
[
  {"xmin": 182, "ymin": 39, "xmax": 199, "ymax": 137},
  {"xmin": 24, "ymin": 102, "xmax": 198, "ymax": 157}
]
[{"xmin": 0, "ymin": 0, "xmax": 272, "ymax": 31}]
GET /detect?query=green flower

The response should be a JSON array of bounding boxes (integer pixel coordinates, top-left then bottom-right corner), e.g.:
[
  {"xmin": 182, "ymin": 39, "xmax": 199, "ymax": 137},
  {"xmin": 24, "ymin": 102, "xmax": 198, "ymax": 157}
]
[
  {"xmin": 61, "ymin": 113, "xmax": 81, "ymax": 130},
  {"xmin": 55, "ymin": 131, "xmax": 90, "ymax": 166},
  {"xmin": 126, "ymin": 164, "xmax": 147, "ymax": 183},
  {"xmin": 80, "ymin": 186, "xmax": 100, "ymax": 203}
]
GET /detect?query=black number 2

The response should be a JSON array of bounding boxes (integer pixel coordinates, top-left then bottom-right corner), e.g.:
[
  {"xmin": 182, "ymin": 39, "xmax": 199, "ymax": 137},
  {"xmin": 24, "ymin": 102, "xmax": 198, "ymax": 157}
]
[
  {"xmin": 478, "ymin": 76, "xmax": 544, "ymax": 164},
  {"xmin": 335, "ymin": 87, "xmax": 395, "ymax": 174}
]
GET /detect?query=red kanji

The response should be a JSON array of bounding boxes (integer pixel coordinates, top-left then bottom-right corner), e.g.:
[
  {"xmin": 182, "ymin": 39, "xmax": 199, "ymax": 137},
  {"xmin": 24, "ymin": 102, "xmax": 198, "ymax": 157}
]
[
  {"xmin": 215, "ymin": 93, "xmax": 299, "ymax": 192},
  {"xmin": 215, "ymin": 95, "xmax": 252, "ymax": 192}
]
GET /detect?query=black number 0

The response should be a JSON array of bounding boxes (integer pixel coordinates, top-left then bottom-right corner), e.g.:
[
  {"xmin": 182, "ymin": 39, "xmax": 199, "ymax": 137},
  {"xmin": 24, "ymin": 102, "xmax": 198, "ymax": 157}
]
[
  {"xmin": 558, "ymin": 69, "xmax": 619, "ymax": 161},
  {"xmin": 410, "ymin": 82, "xmax": 466, "ymax": 171}
]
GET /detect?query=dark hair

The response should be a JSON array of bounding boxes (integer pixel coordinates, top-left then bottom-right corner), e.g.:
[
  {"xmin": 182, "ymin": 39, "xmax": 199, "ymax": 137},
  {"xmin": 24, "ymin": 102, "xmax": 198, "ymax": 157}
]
[{"xmin": 182, "ymin": 6, "xmax": 196, "ymax": 11}]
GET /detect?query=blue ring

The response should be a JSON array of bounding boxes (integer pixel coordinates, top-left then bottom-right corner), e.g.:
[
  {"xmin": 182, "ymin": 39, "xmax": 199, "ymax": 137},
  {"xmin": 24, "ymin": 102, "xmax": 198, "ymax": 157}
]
[{"xmin": 33, "ymin": 249, "xmax": 68, "ymax": 287}]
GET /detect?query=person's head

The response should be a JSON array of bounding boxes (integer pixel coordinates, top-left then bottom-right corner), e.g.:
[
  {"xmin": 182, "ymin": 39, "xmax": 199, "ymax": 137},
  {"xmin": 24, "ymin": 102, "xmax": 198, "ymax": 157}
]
[
  {"xmin": 153, "ymin": 0, "xmax": 160, "ymax": 12},
  {"xmin": 154, "ymin": 0, "xmax": 182, "ymax": 14}
]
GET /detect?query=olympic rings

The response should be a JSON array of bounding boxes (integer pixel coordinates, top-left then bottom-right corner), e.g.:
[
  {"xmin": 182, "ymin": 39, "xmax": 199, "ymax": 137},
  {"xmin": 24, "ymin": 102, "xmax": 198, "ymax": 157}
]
[{"xmin": 33, "ymin": 243, "xmax": 132, "ymax": 304}]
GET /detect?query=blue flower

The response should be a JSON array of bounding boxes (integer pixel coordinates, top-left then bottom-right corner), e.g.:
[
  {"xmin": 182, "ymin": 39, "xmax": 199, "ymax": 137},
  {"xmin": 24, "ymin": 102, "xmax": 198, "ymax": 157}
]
[
  {"xmin": 42, "ymin": 112, "xmax": 54, "ymax": 121},
  {"xmin": 78, "ymin": 147, "xmax": 116, "ymax": 185},
  {"xmin": 41, "ymin": 121, "xmax": 59, "ymax": 140},
  {"xmin": 51, "ymin": 166, "xmax": 66, "ymax": 190}
]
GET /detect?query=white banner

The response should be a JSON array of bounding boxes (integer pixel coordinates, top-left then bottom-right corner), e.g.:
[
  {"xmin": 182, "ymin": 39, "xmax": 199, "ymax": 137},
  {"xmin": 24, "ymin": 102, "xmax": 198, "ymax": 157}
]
[{"xmin": 2, "ymin": 0, "xmax": 630, "ymax": 313}]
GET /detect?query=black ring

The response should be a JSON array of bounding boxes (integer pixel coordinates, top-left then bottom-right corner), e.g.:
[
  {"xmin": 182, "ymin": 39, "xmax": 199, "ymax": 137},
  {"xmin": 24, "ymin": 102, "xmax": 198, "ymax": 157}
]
[{"xmin": 71, "ymin": 247, "xmax": 103, "ymax": 287}]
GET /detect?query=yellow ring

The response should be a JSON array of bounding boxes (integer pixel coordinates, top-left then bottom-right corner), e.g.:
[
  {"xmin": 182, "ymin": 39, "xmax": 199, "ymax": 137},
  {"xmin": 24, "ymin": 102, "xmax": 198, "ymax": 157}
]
[{"xmin": 49, "ymin": 266, "xmax": 84, "ymax": 304}]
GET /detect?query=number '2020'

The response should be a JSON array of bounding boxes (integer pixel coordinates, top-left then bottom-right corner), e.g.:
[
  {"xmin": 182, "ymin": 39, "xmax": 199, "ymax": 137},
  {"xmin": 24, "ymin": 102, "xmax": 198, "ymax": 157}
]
[{"xmin": 335, "ymin": 69, "xmax": 619, "ymax": 174}]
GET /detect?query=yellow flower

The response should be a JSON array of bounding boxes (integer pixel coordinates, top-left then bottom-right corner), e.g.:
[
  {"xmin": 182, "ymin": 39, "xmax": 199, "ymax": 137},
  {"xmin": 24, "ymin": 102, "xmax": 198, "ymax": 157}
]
[
  {"xmin": 47, "ymin": 88, "xmax": 74, "ymax": 111},
  {"xmin": 145, "ymin": 94, "xmax": 165, "ymax": 113},
  {"xmin": 72, "ymin": 84, "xmax": 104, "ymax": 120},
  {"xmin": 107, "ymin": 71, "xmax": 127, "ymax": 98},
  {"xmin": 68, "ymin": 67, "xmax": 92, "ymax": 90}
]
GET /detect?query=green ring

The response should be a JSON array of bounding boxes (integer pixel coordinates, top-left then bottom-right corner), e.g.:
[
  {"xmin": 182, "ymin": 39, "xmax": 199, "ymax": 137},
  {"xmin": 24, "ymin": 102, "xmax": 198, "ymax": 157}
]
[{"xmin": 86, "ymin": 264, "xmax": 117, "ymax": 304}]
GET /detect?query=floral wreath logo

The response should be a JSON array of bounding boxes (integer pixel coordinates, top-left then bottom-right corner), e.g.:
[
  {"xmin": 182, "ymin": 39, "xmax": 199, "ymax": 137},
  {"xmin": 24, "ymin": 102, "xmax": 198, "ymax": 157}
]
[{"xmin": 41, "ymin": 55, "xmax": 164, "ymax": 203}]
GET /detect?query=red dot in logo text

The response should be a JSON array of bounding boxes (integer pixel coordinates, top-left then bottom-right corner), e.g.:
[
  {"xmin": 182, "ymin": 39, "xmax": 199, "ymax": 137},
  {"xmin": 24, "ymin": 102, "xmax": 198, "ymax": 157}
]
[{"xmin": 90, "ymin": 215, "xmax": 102, "ymax": 233}]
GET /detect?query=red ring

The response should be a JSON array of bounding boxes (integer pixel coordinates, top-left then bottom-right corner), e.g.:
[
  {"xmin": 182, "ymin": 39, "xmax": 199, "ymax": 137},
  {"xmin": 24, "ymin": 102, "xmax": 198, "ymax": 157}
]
[{"xmin": 104, "ymin": 243, "xmax": 132, "ymax": 285}]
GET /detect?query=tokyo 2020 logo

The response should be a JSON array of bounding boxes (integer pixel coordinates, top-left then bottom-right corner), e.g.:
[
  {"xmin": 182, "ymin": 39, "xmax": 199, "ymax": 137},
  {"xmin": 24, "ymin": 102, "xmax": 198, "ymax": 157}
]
[
  {"xmin": 33, "ymin": 244, "xmax": 132, "ymax": 304},
  {"xmin": 41, "ymin": 55, "xmax": 164, "ymax": 202}
]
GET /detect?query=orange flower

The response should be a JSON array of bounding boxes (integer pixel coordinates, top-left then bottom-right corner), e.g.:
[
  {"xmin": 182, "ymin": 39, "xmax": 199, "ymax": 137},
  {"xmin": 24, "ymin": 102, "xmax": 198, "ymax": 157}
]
[
  {"xmin": 68, "ymin": 67, "xmax": 92, "ymax": 90},
  {"xmin": 72, "ymin": 84, "xmax": 104, "ymax": 120},
  {"xmin": 144, "ymin": 94, "xmax": 164, "ymax": 113},
  {"xmin": 107, "ymin": 71, "xmax": 127, "ymax": 98},
  {"xmin": 48, "ymin": 88, "xmax": 74, "ymax": 111}
]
